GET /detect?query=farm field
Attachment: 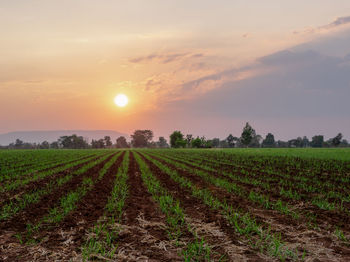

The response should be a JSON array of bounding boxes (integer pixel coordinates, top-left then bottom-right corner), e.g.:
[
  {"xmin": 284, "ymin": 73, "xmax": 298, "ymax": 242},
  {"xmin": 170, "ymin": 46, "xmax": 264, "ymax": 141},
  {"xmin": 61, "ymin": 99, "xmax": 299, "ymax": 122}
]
[{"xmin": 1, "ymin": 149, "xmax": 350, "ymax": 261}]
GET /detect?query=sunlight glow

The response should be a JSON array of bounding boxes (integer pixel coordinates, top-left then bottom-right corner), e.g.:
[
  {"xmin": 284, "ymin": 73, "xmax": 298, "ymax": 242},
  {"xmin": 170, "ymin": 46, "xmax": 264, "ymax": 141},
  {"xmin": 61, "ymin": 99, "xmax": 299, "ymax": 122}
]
[{"xmin": 114, "ymin": 94, "xmax": 128, "ymax": 107}]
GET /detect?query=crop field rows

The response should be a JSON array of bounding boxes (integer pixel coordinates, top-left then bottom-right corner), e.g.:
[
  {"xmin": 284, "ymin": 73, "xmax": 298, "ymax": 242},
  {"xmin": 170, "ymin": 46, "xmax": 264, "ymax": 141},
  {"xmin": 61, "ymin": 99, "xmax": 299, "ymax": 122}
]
[{"xmin": 0, "ymin": 149, "xmax": 350, "ymax": 261}]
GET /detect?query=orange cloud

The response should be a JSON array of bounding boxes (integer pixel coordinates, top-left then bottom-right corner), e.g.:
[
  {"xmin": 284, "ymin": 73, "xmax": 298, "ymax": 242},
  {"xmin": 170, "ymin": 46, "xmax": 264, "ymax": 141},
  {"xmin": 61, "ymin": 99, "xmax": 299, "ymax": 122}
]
[{"xmin": 128, "ymin": 52, "xmax": 204, "ymax": 64}]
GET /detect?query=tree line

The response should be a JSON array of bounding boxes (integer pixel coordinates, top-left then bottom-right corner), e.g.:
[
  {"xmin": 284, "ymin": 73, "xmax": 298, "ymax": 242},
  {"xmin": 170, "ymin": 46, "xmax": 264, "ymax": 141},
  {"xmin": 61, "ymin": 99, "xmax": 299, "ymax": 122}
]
[
  {"xmin": 167, "ymin": 123, "xmax": 348, "ymax": 148},
  {"xmin": 1, "ymin": 123, "xmax": 348, "ymax": 149}
]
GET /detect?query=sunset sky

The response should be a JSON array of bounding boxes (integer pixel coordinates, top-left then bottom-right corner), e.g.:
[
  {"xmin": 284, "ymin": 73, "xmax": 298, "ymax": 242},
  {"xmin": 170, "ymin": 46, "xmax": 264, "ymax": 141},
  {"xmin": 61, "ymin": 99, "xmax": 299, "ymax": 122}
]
[{"xmin": 1, "ymin": 1, "xmax": 350, "ymax": 140}]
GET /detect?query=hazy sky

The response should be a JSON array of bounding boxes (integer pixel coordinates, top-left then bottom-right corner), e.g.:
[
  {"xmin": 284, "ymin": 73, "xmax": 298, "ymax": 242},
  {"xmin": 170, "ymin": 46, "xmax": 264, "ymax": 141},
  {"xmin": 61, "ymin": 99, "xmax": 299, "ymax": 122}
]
[{"xmin": 1, "ymin": 1, "xmax": 350, "ymax": 140}]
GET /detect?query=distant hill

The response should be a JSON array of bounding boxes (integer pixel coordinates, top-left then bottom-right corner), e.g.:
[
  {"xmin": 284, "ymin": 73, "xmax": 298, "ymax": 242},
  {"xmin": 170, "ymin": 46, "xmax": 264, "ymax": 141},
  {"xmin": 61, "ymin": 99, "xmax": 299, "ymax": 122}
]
[{"xmin": 0, "ymin": 130, "xmax": 129, "ymax": 145}]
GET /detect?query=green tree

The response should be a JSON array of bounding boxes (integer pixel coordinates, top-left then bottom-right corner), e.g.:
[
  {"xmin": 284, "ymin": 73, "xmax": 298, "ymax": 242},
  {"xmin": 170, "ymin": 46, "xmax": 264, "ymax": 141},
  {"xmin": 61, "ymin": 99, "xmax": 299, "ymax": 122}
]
[
  {"xmin": 240, "ymin": 122, "xmax": 256, "ymax": 147},
  {"xmin": 288, "ymin": 137, "xmax": 303, "ymax": 148},
  {"xmin": 219, "ymin": 140, "xmax": 229, "ymax": 148},
  {"xmin": 340, "ymin": 139, "xmax": 349, "ymax": 147},
  {"xmin": 170, "ymin": 131, "xmax": 186, "ymax": 148},
  {"xmin": 104, "ymin": 136, "xmax": 112, "ymax": 147},
  {"xmin": 50, "ymin": 141, "xmax": 59, "ymax": 149},
  {"xmin": 116, "ymin": 136, "xmax": 129, "ymax": 148},
  {"xmin": 226, "ymin": 134, "xmax": 238, "ymax": 148},
  {"xmin": 262, "ymin": 133, "xmax": 275, "ymax": 147},
  {"xmin": 249, "ymin": 134, "xmax": 262, "ymax": 148},
  {"xmin": 186, "ymin": 134, "xmax": 193, "ymax": 147},
  {"xmin": 14, "ymin": 139, "xmax": 24, "ymax": 149},
  {"xmin": 331, "ymin": 133, "xmax": 343, "ymax": 147},
  {"xmin": 131, "ymin": 130, "xmax": 153, "ymax": 148},
  {"xmin": 191, "ymin": 137, "xmax": 202, "ymax": 148},
  {"xmin": 211, "ymin": 138, "xmax": 220, "ymax": 148},
  {"xmin": 311, "ymin": 135, "xmax": 324, "ymax": 148},
  {"xmin": 91, "ymin": 139, "xmax": 105, "ymax": 148},
  {"xmin": 301, "ymin": 136, "xmax": 309, "ymax": 147},
  {"xmin": 204, "ymin": 140, "xmax": 213, "ymax": 148},
  {"xmin": 175, "ymin": 138, "xmax": 187, "ymax": 148},
  {"xmin": 157, "ymin": 137, "xmax": 169, "ymax": 148},
  {"xmin": 59, "ymin": 135, "xmax": 89, "ymax": 149},
  {"xmin": 277, "ymin": 140, "xmax": 288, "ymax": 148},
  {"xmin": 39, "ymin": 141, "xmax": 50, "ymax": 149}
]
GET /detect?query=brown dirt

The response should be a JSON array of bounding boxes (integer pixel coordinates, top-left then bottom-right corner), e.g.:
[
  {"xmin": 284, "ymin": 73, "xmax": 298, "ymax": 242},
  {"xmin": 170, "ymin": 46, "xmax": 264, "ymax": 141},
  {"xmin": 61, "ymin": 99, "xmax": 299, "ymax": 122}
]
[
  {"xmin": 1, "ymin": 150, "xmax": 350, "ymax": 261},
  {"xmin": 173, "ymin": 153, "xmax": 350, "ymax": 197},
  {"xmin": 157, "ymin": 153, "xmax": 350, "ymax": 233},
  {"xmin": 116, "ymin": 152, "xmax": 182, "ymax": 262},
  {"xmin": 0, "ymin": 152, "xmax": 118, "ymax": 261},
  {"xmin": 145, "ymin": 152, "xmax": 350, "ymax": 261},
  {"xmin": 0, "ymin": 153, "xmax": 108, "ymax": 206},
  {"xmin": 32, "ymin": 152, "xmax": 126, "ymax": 255},
  {"xmin": 138, "ymin": 152, "xmax": 267, "ymax": 261}
]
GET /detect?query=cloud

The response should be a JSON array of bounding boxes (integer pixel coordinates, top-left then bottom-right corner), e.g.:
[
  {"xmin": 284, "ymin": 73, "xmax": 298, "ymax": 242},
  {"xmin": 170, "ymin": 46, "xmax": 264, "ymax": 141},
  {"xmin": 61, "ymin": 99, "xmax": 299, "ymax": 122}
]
[
  {"xmin": 323, "ymin": 16, "xmax": 350, "ymax": 29},
  {"xmin": 174, "ymin": 48, "xmax": 350, "ymax": 122},
  {"xmin": 179, "ymin": 63, "xmax": 271, "ymax": 96},
  {"xmin": 294, "ymin": 16, "xmax": 350, "ymax": 35},
  {"xmin": 129, "ymin": 52, "xmax": 204, "ymax": 64}
]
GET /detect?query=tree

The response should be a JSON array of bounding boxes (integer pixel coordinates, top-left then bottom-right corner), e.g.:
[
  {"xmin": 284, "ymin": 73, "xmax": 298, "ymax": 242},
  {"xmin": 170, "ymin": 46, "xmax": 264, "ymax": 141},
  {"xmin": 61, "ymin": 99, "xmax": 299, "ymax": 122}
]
[
  {"xmin": 301, "ymin": 136, "xmax": 309, "ymax": 147},
  {"xmin": 175, "ymin": 138, "xmax": 187, "ymax": 148},
  {"xmin": 226, "ymin": 134, "xmax": 238, "ymax": 148},
  {"xmin": 59, "ymin": 134, "xmax": 89, "ymax": 149},
  {"xmin": 131, "ymin": 130, "xmax": 153, "ymax": 148},
  {"xmin": 116, "ymin": 136, "xmax": 128, "ymax": 148},
  {"xmin": 311, "ymin": 135, "xmax": 324, "ymax": 148},
  {"xmin": 240, "ymin": 122, "xmax": 256, "ymax": 147},
  {"xmin": 340, "ymin": 139, "xmax": 349, "ymax": 147},
  {"xmin": 91, "ymin": 139, "xmax": 105, "ymax": 149},
  {"xmin": 204, "ymin": 140, "xmax": 213, "ymax": 148},
  {"xmin": 191, "ymin": 137, "xmax": 202, "ymax": 148},
  {"xmin": 219, "ymin": 140, "xmax": 229, "ymax": 148},
  {"xmin": 249, "ymin": 134, "xmax": 262, "ymax": 148},
  {"xmin": 157, "ymin": 137, "xmax": 169, "ymax": 148},
  {"xmin": 186, "ymin": 134, "xmax": 193, "ymax": 147},
  {"xmin": 211, "ymin": 138, "xmax": 220, "ymax": 148},
  {"xmin": 50, "ymin": 141, "xmax": 59, "ymax": 149},
  {"xmin": 262, "ymin": 133, "xmax": 275, "ymax": 148},
  {"xmin": 288, "ymin": 137, "xmax": 303, "ymax": 148},
  {"xmin": 331, "ymin": 133, "xmax": 343, "ymax": 147},
  {"xmin": 170, "ymin": 131, "xmax": 186, "ymax": 148},
  {"xmin": 277, "ymin": 140, "xmax": 288, "ymax": 148},
  {"xmin": 15, "ymin": 139, "xmax": 24, "ymax": 149},
  {"xmin": 104, "ymin": 136, "xmax": 112, "ymax": 147},
  {"xmin": 39, "ymin": 141, "xmax": 50, "ymax": 149}
]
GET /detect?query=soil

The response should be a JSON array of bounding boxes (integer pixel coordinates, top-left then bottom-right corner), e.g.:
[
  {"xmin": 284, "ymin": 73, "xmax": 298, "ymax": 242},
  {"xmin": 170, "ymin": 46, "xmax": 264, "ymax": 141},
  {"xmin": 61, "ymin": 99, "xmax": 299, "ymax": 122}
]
[
  {"xmin": 138, "ymin": 152, "xmax": 267, "ymax": 262},
  {"xmin": 0, "ymin": 153, "xmax": 118, "ymax": 261},
  {"xmin": 144, "ymin": 152, "xmax": 350, "ymax": 261},
  {"xmin": 0, "ymin": 153, "xmax": 108, "ymax": 206},
  {"xmin": 1, "ymin": 150, "xmax": 350, "ymax": 262},
  {"xmin": 116, "ymin": 152, "xmax": 182, "ymax": 261}
]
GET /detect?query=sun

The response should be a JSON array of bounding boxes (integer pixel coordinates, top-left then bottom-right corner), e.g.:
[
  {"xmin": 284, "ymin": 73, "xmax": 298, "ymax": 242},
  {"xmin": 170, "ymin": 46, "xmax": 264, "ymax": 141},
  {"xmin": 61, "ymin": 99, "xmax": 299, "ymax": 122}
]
[{"xmin": 114, "ymin": 94, "xmax": 128, "ymax": 107}]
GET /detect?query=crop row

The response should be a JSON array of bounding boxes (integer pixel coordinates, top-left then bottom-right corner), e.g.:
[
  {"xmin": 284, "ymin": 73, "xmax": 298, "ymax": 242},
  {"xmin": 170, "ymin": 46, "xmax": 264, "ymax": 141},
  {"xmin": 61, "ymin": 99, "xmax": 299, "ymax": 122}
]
[
  {"xmin": 139, "ymin": 152, "xmax": 302, "ymax": 260},
  {"xmin": 155, "ymin": 150, "xmax": 350, "ymax": 213},
  {"xmin": 19, "ymin": 152, "xmax": 122, "ymax": 243},
  {"xmin": 3, "ymin": 149, "xmax": 349, "ymax": 261},
  {"xmin": 0, "ymin": 150, "xmax": 101, "ymax": 181},
  {"xmin": 0, "ymin": 152, "xmax": 116, "ymax": 221}
]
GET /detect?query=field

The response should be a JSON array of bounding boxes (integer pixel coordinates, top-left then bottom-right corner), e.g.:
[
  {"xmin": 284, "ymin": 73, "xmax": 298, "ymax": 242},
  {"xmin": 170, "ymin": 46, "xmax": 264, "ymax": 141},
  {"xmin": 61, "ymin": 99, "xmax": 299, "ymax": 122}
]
[{"xmin": 1, "ymin": 149, "xmax": 350, "ymax": 261}]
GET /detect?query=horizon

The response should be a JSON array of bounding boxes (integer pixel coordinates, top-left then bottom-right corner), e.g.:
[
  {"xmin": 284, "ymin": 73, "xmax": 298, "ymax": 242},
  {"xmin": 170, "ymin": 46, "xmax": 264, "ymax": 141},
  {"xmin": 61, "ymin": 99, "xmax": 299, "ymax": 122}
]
[
  {"xmin": 0, "ymin": 127, "xmax": 347, "ymax": 145},
  {"xmin": 1, "ymin": 1, "xmax": 350, "ymax": 140}
]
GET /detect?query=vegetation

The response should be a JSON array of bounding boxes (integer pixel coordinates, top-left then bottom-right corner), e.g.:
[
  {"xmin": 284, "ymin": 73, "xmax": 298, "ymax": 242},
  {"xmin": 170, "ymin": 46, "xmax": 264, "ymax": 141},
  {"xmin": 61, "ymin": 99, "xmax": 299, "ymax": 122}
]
[
  {"xmin": 1, "ymin": 149, "xmax": 349, "ymax": 261},
  {"xmin": 1, "ymin": 123, "xmax": 348, "ymax": 150}
]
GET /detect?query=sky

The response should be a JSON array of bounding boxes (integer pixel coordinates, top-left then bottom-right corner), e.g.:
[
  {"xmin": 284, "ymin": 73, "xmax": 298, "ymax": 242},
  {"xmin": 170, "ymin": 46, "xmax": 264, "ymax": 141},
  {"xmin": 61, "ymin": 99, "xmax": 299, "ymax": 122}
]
[{"xmin": 1, "ymin": 0, "xmax": 350, "ymax": 141}]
